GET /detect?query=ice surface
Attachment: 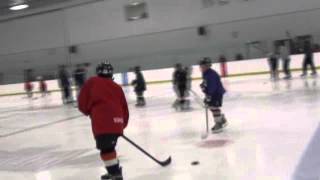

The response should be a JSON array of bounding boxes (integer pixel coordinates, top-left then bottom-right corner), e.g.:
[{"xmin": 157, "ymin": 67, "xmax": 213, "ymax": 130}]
[{"xmin": 0, "ymin": 74, "xmax": 319, "ymax": 180}]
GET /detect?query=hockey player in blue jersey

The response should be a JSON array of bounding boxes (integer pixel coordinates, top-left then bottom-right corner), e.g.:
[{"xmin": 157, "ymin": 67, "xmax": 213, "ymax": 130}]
[{"xmin": 199, "ymin": 57, "xmax": 228, "ymax": 133}]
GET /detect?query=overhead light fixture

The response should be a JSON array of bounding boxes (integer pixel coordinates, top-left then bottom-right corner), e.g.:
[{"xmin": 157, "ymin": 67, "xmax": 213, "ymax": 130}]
[
  {"xmin": 131, "ymin": 2, "xmax": 142, "ymax": 6},
  {"xmin": 9, "ymin": 4, "xmax": 29, "ymax": 10},
  {"xmin": 218, "ymin": 0, "xmax": 230, "ymax": 5},
  {"xmin": 9, "ymin": 0, "xmax": 29, "ymax": 11}
]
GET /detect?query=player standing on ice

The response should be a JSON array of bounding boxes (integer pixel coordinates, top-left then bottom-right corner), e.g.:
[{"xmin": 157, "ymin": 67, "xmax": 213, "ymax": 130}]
[
  {"xmin": 38, "ymin": 76, "xmax": 49, "ymax": 97},
  {"xmin": 78, "ymin": 61, "xmax": 129, "ymax": 180},
  {"xmin": 172, "ymin": 63, "xmax": 189, "ymax": 110},
  {"xmin": 58, "ymin": 65, "xmax": 73, "ymax": 104},
  {"xmin": 73, "ymin": 64, "xmax": 87, "ymax": 98},
  {"xmin": 199, "ymin": 58, "xmax": 228, "ymax": 133},
  {"xmin": 131, "ymin": 66, "xmax": 146, "ymax": 107},
  {"xmin": 24, "ymin": 80, "xmax": 34, "ymax": 98}
]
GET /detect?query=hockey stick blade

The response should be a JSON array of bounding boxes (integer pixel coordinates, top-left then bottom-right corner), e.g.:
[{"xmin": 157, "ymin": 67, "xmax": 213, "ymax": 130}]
[
  {"xmin": 201, "ymin": 133, "xmax": 209, "ymax": 139},
  {"xmin": 159, "ymin": 156, "xmax": 172, "ymax": 167},
  {"xmin": 122, "ymin": 135, "xmax": 172, "ymax": 167}
]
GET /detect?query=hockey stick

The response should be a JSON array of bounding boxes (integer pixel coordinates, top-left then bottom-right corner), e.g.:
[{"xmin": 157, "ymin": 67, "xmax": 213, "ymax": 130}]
[
  {"xmin": 201, "ymin": 107, "xmax": 209, "ymax": 139},
  {"xmin": 121, "ymin": 135, "xmax": 172, "ymax": 167},
  {"xmin": 190, "ymin": 90, "xmax": 210, "ymax": 139}
]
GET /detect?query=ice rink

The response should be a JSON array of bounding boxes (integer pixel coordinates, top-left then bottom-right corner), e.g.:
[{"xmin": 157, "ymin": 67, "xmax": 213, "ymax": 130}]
[{"xmin": 0, "ymin": 74, "xmax": 319, "ymax": 180}]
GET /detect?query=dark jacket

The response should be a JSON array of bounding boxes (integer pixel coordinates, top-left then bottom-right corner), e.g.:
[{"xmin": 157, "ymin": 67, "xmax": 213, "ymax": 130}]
[
  {"xmin": 58, "ymin": 69, "xmax": 71, "ymax": 87},
  {"xmin": 73, "ymin": 68, "xmax": 86, "ymax": 87},
  {"xmin": 303, "ymin": 41, "xmax": 313, "ymax": 58},
  {"xmin": 132, "ymin": 71, "xmax": 146, "ymax": 92},
  {"xmin": 173, "ymin": 69, "xmax": 187, "ymax": 87}
]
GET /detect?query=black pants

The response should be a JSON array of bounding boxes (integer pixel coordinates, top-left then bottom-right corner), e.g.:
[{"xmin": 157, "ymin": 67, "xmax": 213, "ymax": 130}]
[
  {"xmin": 269, "ymin": 58, "xmax": 279, "ymax": 78},
  {"xmin": 303, "ymin": 55, "xmax": 317, "ymax": 74},
  {"xmin": 95, "ymin": 134, "xmax": 121, "ymax": 175},
  {"xmin": 209, "ymin": 95, "xmax": 224, "ymax": 124},
  {"xmin": 283, "ymin": 58, "xmax": 291, "ymax": 76},
  {"xmin": 62, "ymin": 86, "xmax": 71, "ymax": 102},
  {"xmin": 208, "ymin": 94, "xmax": 223, "ymax": 108},
  {"xmin": 95, "ymin": 134, "xmax": 120, "ymax": 152},
  {"xmin": 135, "ymin": 91, "xmax": 145, "ymax": 103},
  {"xmin": 136, "ymin": 91, "xmax": 144, "ymax": 99},
  {"xmin": 177, "ymin": 85, "xmax": 186, "ymax": 99}
]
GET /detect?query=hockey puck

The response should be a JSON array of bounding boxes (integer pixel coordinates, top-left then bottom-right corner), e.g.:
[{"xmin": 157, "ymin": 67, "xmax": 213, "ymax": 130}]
[{"xmin": 191, "ymin": 161, "xmax": 200, "ymax": 166}]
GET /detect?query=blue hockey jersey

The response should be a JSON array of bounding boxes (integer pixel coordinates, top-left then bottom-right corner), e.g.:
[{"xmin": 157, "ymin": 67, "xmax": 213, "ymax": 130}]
[{"xmin": 201, "ymin": 69, "xmax": 226, "ymax": 97}]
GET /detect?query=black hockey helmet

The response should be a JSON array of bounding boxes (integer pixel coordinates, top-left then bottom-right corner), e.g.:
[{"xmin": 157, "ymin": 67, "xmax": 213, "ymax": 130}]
[
  {"xmin": 175, "ymin": 63, "xmax": 182, "ymax": 70},
  {"xmin": 199, "ymin": 57, "xmax": 212, "ymax": 67},
  {"xmin": 134, "ymin": 66, "xmax": 141, "ymax": 72},
  {"xmin": 96, "ymin": 61, "xmax": 114, "ymax": 78}
]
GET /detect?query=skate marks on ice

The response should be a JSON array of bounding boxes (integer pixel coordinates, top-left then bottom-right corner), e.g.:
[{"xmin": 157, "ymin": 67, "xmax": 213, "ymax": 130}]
[
  {"xmin": 0, "ymin": 105, "xmax": 64, "ymax": 120},
  {"xmin": 0, "ymin": 147, "xmax": 90, "ymax": 172},
  {"xmin": 0, "ymin": 147, "xmax": 128, "ymax": 172},
  {"xmin": 197, "ymin": 129, "xmax": 242, "ymax": 149},
  {"xmin": 0, "ymin": 115, "xmax": 82, "ymax": 138},
  {"xmin": 162, "ymin": 129, "xmax": 200, "ymax": 143},
  {"xmin": 198, "ymin": 139, "xmax": 233, "ymax": 148},
  {"xmin": 129, "ymin": 169, "xmax": 176, "ymax": 180}
]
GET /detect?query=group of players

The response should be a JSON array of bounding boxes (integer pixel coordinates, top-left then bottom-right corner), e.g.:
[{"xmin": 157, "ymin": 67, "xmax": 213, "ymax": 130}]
[
  {"xmin": 268, "ymin": 38, "xmax": 318, "ymax": 81},
  {"xmin": 23, "ymin": 64, "xmax": 88, "ymax": 102},
  {"xmin": 77, "ymin": 57, "xmax": 228, "ymax": 180},
  {"xmin": 24, "ymin": 76, "xmax": 49, "ymax": 98}
]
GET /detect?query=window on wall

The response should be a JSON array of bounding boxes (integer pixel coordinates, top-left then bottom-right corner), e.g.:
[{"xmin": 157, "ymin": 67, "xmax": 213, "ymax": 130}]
[{"xmin": 124, "ymin": 1, "xmax": 149, "ymax": 21}]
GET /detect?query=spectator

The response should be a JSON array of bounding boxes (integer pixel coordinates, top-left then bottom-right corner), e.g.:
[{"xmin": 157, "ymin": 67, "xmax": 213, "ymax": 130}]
[
  {"xmin": 268, "ymin": 53, "xmax": 279, "ymax": 81},
  {"xmin": 73, "ymin": 64, "xmax": 87, "ymax": 98},
  {"xmin": 58, "ymin": 65, "xmax": 73, "ymax": 104},
  {"xmin": 172, "ymin": 63, "xmax": 189, "ymax": 110},
  {"xmin": 131, "ymin": 66, "xmax": 146, "ymax": 107},
  {"xmin": 301, "ymin": 40, "xmax": 317, "ymax": 77},
  {"xmin": 279, "ymin": 42, "xmax": 292, "ymax": 79}
]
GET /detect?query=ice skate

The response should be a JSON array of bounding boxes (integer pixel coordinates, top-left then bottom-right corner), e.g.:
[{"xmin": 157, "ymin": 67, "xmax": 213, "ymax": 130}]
[
  {"xmin": 172, "ymin": 99, "xmax": 179, "ymax": 108},
  {"xmin": 283, "ymin": 75, "xmax": 292, "ymax": 80},
  {"xmin": 212, "ymin": 116, "xmax": 228, "ymax": 133},
  {"xmin": 211, "ymin": 123, "xmax": 223, "ymax": 134},
  {"xmin": 135, "ymin": 99, "xmax": 146, "ymax": 107},
  {"xmin": 101, "ymin": 166, "xmax": 123, "ymax": 180},
  {"xmin": 140, "ymin": 101, "xmax": 146, "ymax": 107},
  {"xmin": 221, "ymin": 115, "xmax": 228, "ymax": 128},
  {"xmin": 301, "ymin": 73, "xmax": 307, "ymax": 78},
  {"xmin": 101, "ymin": 173, "xmax": 123, "ymax": 180},
  {"xmin": 135, "ymin": 103, "xmax": 143, "ymax": 107},
  {"xmin": 174, "ymin": 103, "xmax": 182, "ymax": 111},
  {"xmin": 180, "ymin": 100, "xmax": 191, "ymax": 111}
]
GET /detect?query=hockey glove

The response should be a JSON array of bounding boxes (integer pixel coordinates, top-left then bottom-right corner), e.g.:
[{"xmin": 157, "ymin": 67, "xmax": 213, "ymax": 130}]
[
  {"xmin": 200, "ymin": 82, "xmax": 206, "ymax": 92},
  {"xmin": 204, "ymin": 96, "xmax": 211, "ymax": 106}
]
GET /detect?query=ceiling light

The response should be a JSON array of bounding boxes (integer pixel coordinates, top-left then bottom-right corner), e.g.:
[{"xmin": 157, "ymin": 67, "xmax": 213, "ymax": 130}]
[
  {"xmin": 131, "ymin": 2, "xmax": 141, "ymax": 6},
  {"xmin": 9, "ymin": 4, "xmax": 29, "ymax": 11}
]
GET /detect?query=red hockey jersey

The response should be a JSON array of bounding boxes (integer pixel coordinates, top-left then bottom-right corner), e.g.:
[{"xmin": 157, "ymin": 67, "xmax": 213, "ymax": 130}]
[
  {"xmin": 39, "ymin": 81, "xmax": 47, "ymax": 92},
  {"xmin": 24, "ymin": 82, "xmax": 33, "ymax": 91},
  {"xmin": 78, "ymin": 76, "xmax": 129, "ymax": 136}
]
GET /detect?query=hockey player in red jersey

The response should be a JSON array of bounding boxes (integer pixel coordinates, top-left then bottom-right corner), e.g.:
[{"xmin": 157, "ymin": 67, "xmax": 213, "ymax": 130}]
[
  {"xmin": 24, "ymin": 81, "xmax": 34, "ymax": 98},
  {"xmin": 38, "ymin": 76, "xmax": 49, "ymax": 97},
  {"xmin": 78, "ymin": 61, "xmax": 129, "ymax": 180}
]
